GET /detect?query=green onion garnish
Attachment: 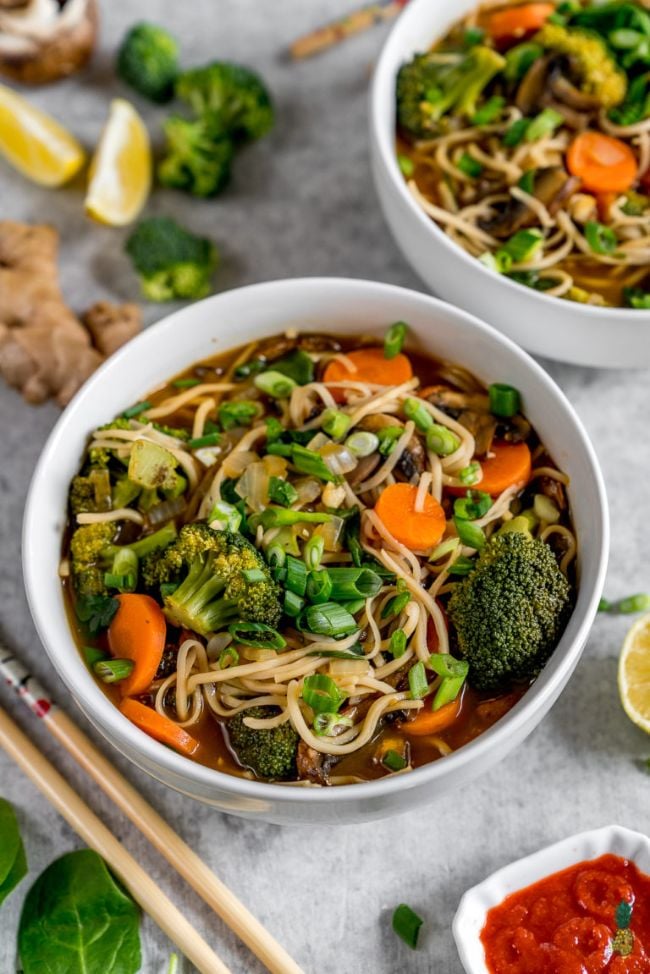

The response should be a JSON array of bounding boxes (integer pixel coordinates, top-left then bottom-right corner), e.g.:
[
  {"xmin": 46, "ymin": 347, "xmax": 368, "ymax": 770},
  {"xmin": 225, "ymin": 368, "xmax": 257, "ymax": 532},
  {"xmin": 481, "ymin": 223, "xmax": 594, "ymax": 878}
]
[
  {"xmin": 454, "ymin": 490, "xmax": 491, "ymax": 521},
  {"xmin": 346, "ymin": 431, "xmax": 380, "ymax": 457},
  {"xmin": 598, "ymin": 597, "xmax": 612, "ymax": 613},
  {"xmin": 304, "ymin": 534, "xmax": 325, "ymax": 571},
  {"xmin": 624, "ymin": 288, "xmax": 650, "ymax": 309},
  {"xmin": 585, "ymin": 220, "xmax": 618, "ymax": 256},
  {"xmin": 403, "ymin": 397, "xmax": 434, "ymax": 433},
  {"xmin": 268, "ymin": 476, "xmax": 299, "ymax": 508},
  {"xmin": 504, "ymin": 42, "xmax": 543, "ymax": 83},
  {"xmin": 218, "ymin": 400, "xmax": 259, "ymax": 430},
  {"xmin": 254, "ymin": 371, "xmax": 297, "ymax": 399},
  {"xmin": 227, "ymin": 622, "xmax": 287, "ymax": 650},
  {"xmin": 218, "ymin": 647, "xmax": 239, "ymax": 669},
  {"xmin": 286, "ymin": 556, "xmax": 309, "ymax": 597},
  {"xmin": 525, "ymin": 107, "xmax": 563, "ymax": 143},
  {"xmin": 389, "ymin": 630, "xmax": 407, "ymax": 658},
  {"xmin": 471, "ymin": 95, "xmax": 505, "ymax": 125},
  {"xmin": 266, "ymin": 543, "xmax": 286, "ymax": 569},
  {"xmin": 426, "ymin": 424, "xmax": 460, "ymax": 457},
  {"xmin": 408, "ymin": 661, "xmax": 428, "ymax": 700},
  {"xmin": 84, "ymin": 645, "xmax": 108, "ymax": 668},
  {"xmin": 518, "ymin": 169, "xmax": 536, "ymax": 195},
  {"xmin": 271, "ymin": 349, "xmax": 315, "ymax": 386},
  {"xmin": 300, "ymin": 602, "xmax": 359, "ymax": 638},
  {"xmin": 172, "ymin": 377, "xmax": 201, "ymax": 388},
  {"xmin": 458, "ymin": 462, "xmax": 481, "ymax": 486},
  {"xmin": 601, "ymin": 594, "xmax": 650, "ymax": 614},
  {"xmin": 503, "ymin": 117, "xmax": 531, "ymax": 148},
  {"xmin": 254, "ymin": 508, "xmax": 334, "ymax": 529},
  {"xmin": 313, "ymin": 712, "xmax": 354, "ymax": 736},
  {"xmin": 326, "ymin": 567, "xmax": 383, "ymax": 600},
  {"xmin": 457, "ymin": 152, "xmax": 483, "ymax": 178},
  {"xmin": 392, "ymin": 904, "xmax": 423, "ymax": 950},
  {"xmin": 93, "ymin": 658, "xmax": 135, "ymax": 684},
  {"xmin": 283, "ymin": 590, "xmax": 305, "ymax": 617},
  {"xmin": 103, "ymin": 571, "xmax": 137, "ymax": 592},
  {"xmin": 265, "ymin": 417, "xmax": 284, "ymax": 443},
  {"xmin": 377, "ymin": 426, "xmax": 403, "ymax": 456},
  {"xmin": 243, "ymin": 568, "xmax": 266, "ymax": 584},
  {"xmin": 429, "ymin": 538, "xmax": 460, "ymax": 562},
  {"xmin": 383, "ymin": 749, "xmax": 408, "ymax": 772},
  {"xmin": 267, "ymin": 442, "xmax": 294, "ymax": 458},
  {"xmin": 427, "ymin": 653, "xmax": 468, "ymax": 679},
  {"xmin": 302, "ymin": 673, "xmax": 346, "ymax": 714},
  {"xmin": 234, "ymin": 358, "xmax": 266, "ymax": 380},
  {"xmin": 208, "ymin": 500, "xmax": 242, "ymax": 533},
  {"xmin": 501, "ymin": 229, "xmax": 543, "ymax": 263},
  {"xmin": 384, "ymin": 321, "xmax": 408, "ymax": 360},
  {"xmin": 489, "ymin": 382, "xmax": 521, "ymax": 418},
  {"xmin": 381, "ymin": 589, "xmax": 411, "ymax": 620},
  {"xmin": 188, "ymin": 432, "xmax": 221, "ymax": 449},
  {"xmin": 306, "ymin": 569, "xmax": 333, "ymax": 604},
  {"xmin": 321, "ymin": 408, "xmax": 351, "ymax": 440},
  {"xmin": 122, "ymin": 401, "xmax": 151, "ymax": 419},
  {"xmin": 291, "ymin": 444, "xmax": 338, "ymax": 482},
  {"xmin": 397, "ymin": 153, "xmax": 415, "ymax": 178},
  {"xmin": 448, "ymin": 556, "xmax": 476, "ymax": 576}
]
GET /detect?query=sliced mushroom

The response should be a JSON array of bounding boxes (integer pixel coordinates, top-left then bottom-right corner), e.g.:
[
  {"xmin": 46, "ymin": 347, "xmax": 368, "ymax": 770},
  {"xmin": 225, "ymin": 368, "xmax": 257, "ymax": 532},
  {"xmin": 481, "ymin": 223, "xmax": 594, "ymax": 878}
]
[
  {"xmin": 0, "ymin": 0, "xmax": 97, "ymax": 84},
  {"xmin": 538, "ymin": 474, "xmax": 567, "ymax": 511},
  {"xmin": 549, "ymin": 64, "xmax": 602, "ymax": 112},
  {"xmin": 479, "ymin": 167, "xmax": 576, "ymax": 238},
  {"xmin": 516, "ymin": 55, "xmax": 552, "ymax": 115}
]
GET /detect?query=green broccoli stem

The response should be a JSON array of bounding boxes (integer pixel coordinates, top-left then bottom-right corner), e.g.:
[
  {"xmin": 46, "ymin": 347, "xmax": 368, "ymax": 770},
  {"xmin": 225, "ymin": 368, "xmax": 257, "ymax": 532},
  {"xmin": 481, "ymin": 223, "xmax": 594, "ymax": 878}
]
[
  {"xmin": 164, "ymin": 555, "xmax": 238, "ymax": 635},
  {"xmin": 123, "ymin": 522, "xmax": 178, "ymax": 560}
]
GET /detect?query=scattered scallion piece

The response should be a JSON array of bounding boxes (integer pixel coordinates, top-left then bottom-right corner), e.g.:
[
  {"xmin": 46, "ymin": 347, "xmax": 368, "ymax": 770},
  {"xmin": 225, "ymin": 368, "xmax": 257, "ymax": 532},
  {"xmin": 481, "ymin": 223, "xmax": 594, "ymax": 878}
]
[
  {"xmin": 103, "ymin": 571, "xmax": 137, "ymax": 592},
  {"xmin": 304, "ymin": 534, "xmax": 325, "ymax": 571},
  {"xmin": 504, "ymin": 42, "xmax": 543, "ymax": 83},
  {"xmin": 313, "ymin": 712, "xmax": 354, "ymax": 736},
  {"xmin": 585, "ymin": 221, "xmax": 618, "ymax": 256},
  {"xmin": 403, "ymin": 397, "xmax": 434, "ymax": 432},
  {"xmin": 600, "ymin": 594, "xmax": 650, "ymax": 614},
  {"xmin": 408, "ymin": 661, "xmax": 428, "ymax": 700},
  {"xmin": 383, "ymin": 749, "xmax": 408, "ymax": 772},
  {"xmin": 525, "ymin": 107, "xmax": 563, "ymax": 142},
  {"xmin": 454, "ymin": 515, "xmax": 486, "ymax": 550},
  {"xmin": 283, "ymin": 590, "xmax": 305, "ymax": 617},
  {"xmin": 454, "ymin": 490, "xmax": 491, "ymax": 521},
  {"xmin": 306, "ymin": 569, "xmax": 333, "ymax": 604},
  {"xmin": 254, "ymin": 507, "xmax": 333, "ymax": 529},
  {"xmin": 381, "ymin": 586, "xmax": 411, "ymax": 619},
  {"xmin": 302, "ymin": 673, "xmax": 346, "ymax": 713},
  {"xmin": 218, "ymin": 647, "xmax": 239, "ymax": 669},
  {"xmin": 188, "ymin": 432, "xmax": 220, "ymax": 449},
  {"xmin": 291, "ymin": 444, "xmax": 338, "ymax": 482},
  {"xmin": 471, "ymin": 95, "xmax": 505, "ymax": 125},
  {"xmin": 598, "ymin": 597, "xmax": 612, "ymax": 613},
  {"xmin": 122, "ymin": 400, "xmax": 151, "ymax": 419},
  {"xmin": 384, "ymin": 321, "xmax": 408, "ymax": 360},
  {"xmin": 271, "ymin": 349, "xmax": 315, "ymax": 386},
  {"xmin": 300, "ymin": 602, "xmax": 359, "ymax": 638},
  {"xmin": 254, "ymin": 370, "xmax": 297, "ymax": 399},
  {"xmin": 397, "ymin": 153, "xmax": 415, "ymax": 177},
  {"xmin": 234, "ymin": 358, "xmax": 266, "ymax": 380},
  {"xmin": 93, "ymin": 658, "xmax": 135, "ymax": 684},
  {"xmin": 243, "ymin": 568, "xmax": 266, "ymax": 584},
  {"xmin": 321, "ymin": 408, "xmax": 351, "ymax": 440},
  {"xmin": 392, "ymin": 904, "xmax": 423, "ymax": 950},
  {"xmin": 427, "ymin": 654, "xmax": 469, "ymax": 710},
  {"xmin": 500, "ymin": 229, "xmax": 543, "ymax": 263},
  {"xmin": 377, "ymin": 426, "xmax": 403, "ymax": 456},
  {"xmin": 218, "ymin": 400, "xmax": 259, "ymax": 430},
  {"xmin": 286, "ymin": 556, "xmax": 309, "ymax": 597},
  {"xmin": 208, "ymin": 500, "xmax": 242, "ymax": 533},
  {"xmin": 624, "ymin": 287, "xmax": 650, "ymax": 309},
  {"xmin": 518, "ymin": 169, "xmax": 536, "ymax": 194},
  {"xmin": 458, "ymin": 462, "xmax": 481, "ymax": 486},
  {"xmin": 457, "ymin": 151, "xmax": 483, "ymax": 178},
  {"xmin": 268, "ymin": 476, "xmax": 299, "ymax": 508},
  {"xmin": 488, "ymin": 382, "xmax": 520, "ymax": 418},
  {"xmin": 327, "ymin": 567, "xmax": 383, "ymax": 600},
  {"xmin": 84, "ymin": 645, "xmax": 108, "ymax": 669},
  {"xmin": 172, "ymin": 377, "xmax": 200, "ymax": 388},
  {"xmin": 345, "ymin": 431, "xmax": 379, "ymax": 457},
  {"xmin": 503, "ymin": 117, "xmax": 531, "ymax": 148},
  {"xmin": 389, "ymin": 630, "xmax": 407, "ymax": 658},
  {"xmin": 265, "ymin": 416, "xmax": 284, "ymax": 443},
  {"xmin": 448, "ymin": 555, "xmax": 476, "ymax": 576},
  {"xmin": 227, "ymin": 622, "xmax": 287, "ymax": 650},
  {"xmin": 426, "ymin": 424, "xmax": 460, "ymax": 457},
  {"xmin": 429, "ymin": 537, "xmax": 460, "ymax": 562}
]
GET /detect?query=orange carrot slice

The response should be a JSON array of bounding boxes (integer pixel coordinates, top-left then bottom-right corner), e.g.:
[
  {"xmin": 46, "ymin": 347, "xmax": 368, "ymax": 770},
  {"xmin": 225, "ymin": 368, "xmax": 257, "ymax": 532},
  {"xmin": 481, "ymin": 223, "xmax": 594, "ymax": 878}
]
[
  {"xmin": 400, "ymin": 696, "xmax": 462, "ymax": 736},
  {"xmin": 449, "ymin": 441, "xmax": 532, "ymax": 497},
  {"xmin": 374, "ymin": 482, "xmax": 446, "ymax": 551},
  {"xmin": 108, "ymin": 593, "xmax": 166, "ymax": 697},
  {"xmin": 323, "ymin": 348, "xmax": 413, "ymax": 389},
  {"xmin": 567, "ymin": 132, "xmax": 638, "ymax": 194},
  {"xmin": 488, "ymin": 3, "xmax": 555, "ymax": 41},
  {"xmin": 119, "ymin": 698, "xmax": 199, "ymax": 756}
]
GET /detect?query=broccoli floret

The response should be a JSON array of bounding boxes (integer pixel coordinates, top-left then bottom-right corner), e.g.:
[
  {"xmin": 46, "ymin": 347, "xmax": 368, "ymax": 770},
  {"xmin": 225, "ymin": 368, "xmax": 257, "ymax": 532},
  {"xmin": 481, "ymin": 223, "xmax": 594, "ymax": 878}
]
[
  {"xmin": 397, "ymin": 46, "xmax": 505, "ymax": 138},
  {"xmin": 153, "ymin": 423, "xmax": 190, "ymax": 441},
  {"xmin": 142, "ymin": 523, "xmax": 281, "ymax": 634},
  {"xmin": 125, "ymin": 217, "xmax": 218, "ymax": 302},
  {"xmin": 69, "ymin": 468, "xmax": 112, "ymax": 517},
  {"xmin": 88, "ymin": 418, "xmax": 133, "ymax": 468},
  {"xmin": 447, "ymin": 532, "xmax": 572, "ymax": 692},
  {"xmin": 175, "ymin": 62, "xmax": 274, "ymax": 142},
  {"xmin": 158, "ymin": 115, "xmax": 234, "ymax": 199},
  {"xmin": 227, "ymin": 706, "xmax": 299, "ymax": 780},
  {"xmin": 117, "ymin": 23, "xmax": 179, "ymax": 103},
  {"xmin": 70, "ymin": 522, "xmax": 177, "ymax": 598},
  {"xmin": 535, "ymin": 23, "xmax": 627, "ymax": 108}
]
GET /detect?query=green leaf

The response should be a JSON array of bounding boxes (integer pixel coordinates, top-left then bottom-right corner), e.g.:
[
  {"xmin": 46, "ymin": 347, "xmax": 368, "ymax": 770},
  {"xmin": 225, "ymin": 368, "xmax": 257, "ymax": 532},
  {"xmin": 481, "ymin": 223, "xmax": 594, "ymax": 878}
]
[
  {"xmin": 19, "ymin": 849, "xmax": 141, "ymax": 974},
  {"xmin": 616, "ymin": 898, "xmax": 634, "ymax": 930},
  {"xmin": 0, "ymin": 797, "xmax": 27, "ymax": 906}
]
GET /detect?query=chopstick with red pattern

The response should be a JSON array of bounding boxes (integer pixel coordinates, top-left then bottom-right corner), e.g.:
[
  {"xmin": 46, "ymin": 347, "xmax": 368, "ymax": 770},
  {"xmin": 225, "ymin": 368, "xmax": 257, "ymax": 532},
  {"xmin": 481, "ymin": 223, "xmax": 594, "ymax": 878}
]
[{"xmin": 289, "ymin": 0, "xmax": 410, "ymax": 60}]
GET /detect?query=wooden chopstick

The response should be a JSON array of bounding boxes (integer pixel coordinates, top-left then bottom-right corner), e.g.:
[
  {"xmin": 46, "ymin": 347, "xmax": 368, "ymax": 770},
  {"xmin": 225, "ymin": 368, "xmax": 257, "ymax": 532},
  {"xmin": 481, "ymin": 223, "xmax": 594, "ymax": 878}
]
[
  {"xmin": 0, "ymin": 706, "xmax": 232, "ymax": 974},
  {"xmin": 289, "ymin": 0, "xmax": 409, "ymax": 60},
  {"xmin": 0, "ymin": 649, "xmax": 305, "ymax": 974}
]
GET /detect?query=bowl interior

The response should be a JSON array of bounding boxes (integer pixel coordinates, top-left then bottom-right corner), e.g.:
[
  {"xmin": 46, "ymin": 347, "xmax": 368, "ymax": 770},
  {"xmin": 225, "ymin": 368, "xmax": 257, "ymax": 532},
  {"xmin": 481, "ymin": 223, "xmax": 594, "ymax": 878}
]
[{"xmin": 23, "ymin": 278, "xmax": 608, "ymax": 807}]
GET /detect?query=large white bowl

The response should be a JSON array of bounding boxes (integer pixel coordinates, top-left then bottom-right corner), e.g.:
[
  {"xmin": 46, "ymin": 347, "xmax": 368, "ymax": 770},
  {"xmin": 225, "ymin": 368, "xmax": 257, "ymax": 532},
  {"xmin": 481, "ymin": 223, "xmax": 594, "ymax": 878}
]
[
  {"xmin": 23, "ymin": 278, "xmax": 608, "ymax": 825},
  {"xmin": 369, "ymin": 0, "xmax": 650, "ymax": 368}
]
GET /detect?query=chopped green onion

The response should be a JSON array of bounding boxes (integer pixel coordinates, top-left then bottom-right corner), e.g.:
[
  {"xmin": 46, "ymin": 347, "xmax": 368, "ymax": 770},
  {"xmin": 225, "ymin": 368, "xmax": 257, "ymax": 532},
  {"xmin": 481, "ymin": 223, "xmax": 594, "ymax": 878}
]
[
  {"xmin": 433, "ymin": 674, "xmax": 467, "ymax": 711},
  {"xmin": 609, "ymin": 27, "xmax": 644, "ymax": 49},
  {"xmin": 525, "ymin": 108, "xmax": 563, "ymax": 143},
  {"xmin": 302, "ymin": 673, "xmax": 346, "ymax": 714},
  {"xmin": 457, "ymin": 151, "xmax": 483, "ymax": 178},
  {"xmin": 392, "ymin": 904, "xmax": 423, "ymax": 950},
  {"xmin": 458, "ymin": 462, "xmax": 481, "ymax": 486},
  {"xmin": 454, "ymin": 515, "xmax": 486, "ymax": 550},
  {"xmin": 271, "ymin": 349, "xmax": 315, "ymax": 386},
  {"xmin": 304, "ymin": 534, "xmax": 325, "ymax": 570},
  {"xmin": 408, "ymin": 661, "xmax": 428, "ymax": 700},
  {"xmin": 345, "ymin": 430, "xmax": 379, "ymax": 457},
  {"xmin": 504, "ymin": 42, "xmax": 543, "ymax": 83},
  {"xmin": 381, "ymin": 589, "xmax": 411, "ymax": 620},
  {"xmin": 377, "ymin": 426, "xmax": 403, "ymax": 456},
  {"xmin": 283, "ymin": 590, "xmax": 305, "ymax": 617},
  {"xmin": 384, "ymin": 321, "xmax": 408, "ymax": 360},
  {"xmin": 84, "ymin": 645, "xmax": 108, "ymax": 668},
  {"xmin": 624, "ymin": 287, "xmax": 650, "ymax": 309},
  {"xmin": 218, "ymin": 400, "xmax": 259, "ymax": 430},
  {"xmin": 93, "ymin": 658, "xmax": 135, "ymax": 684},
  {"xmin": 518, "ymin": 169, "xmax": 536, "ymax": 194},
  {"xmin": 426, "ymin": 424, "xmax": 460, "ymax": 457},
  {"xmin": 427, "ymin": 653, "xmax": 468, "ymax": 679},
  {"xmin": 306, "ymin": 569, "xmax": 333, "ymax": 604},
  {"xmin": 503, "ymin": 117, "xmax": 531, "ymax": 148},
  {"xmin": 208, "ymin": 500, "xmax": 242, "ymax": 533},
  {"xmin": 188, "ymin": 432, "xmax": 220, "ymax": 449},
  {"xmin": 268, "ymin": 476, "xmax": 299, "ymax": 508},
  {"xmin": 463, "ymin": 25, "xmax": 485, "ymax": 47},
  {"xmin": 313, "ymin": 712, "xmax": 354, "ymax": 736},
  {"xmin": 218, "ymin": 647, "xmax": 239, "ymax": 669},
  {"xmin": 122, "ymin": 400, "xmax": 151, "ymax": 419},
  {"xmin": 265, "ymin": 417, "xmax": 284, "ymax": 443},
  {"xmin": 598, "ymin": 597, "xmax": 612, "ymax": 612},
  {"xmin": 344, "ymin": 506, "xmax": 363, "ymax": 567},
  {"xmin": 389, "ymin": 630, "xmax": 407, "ymax": 658},
  {"xmin": 267, "ymin": 442, "xmax": 293, "ymax": 458},
  {"xmin": 341, "ymin": 597, "xmax": 366, "ymax": 614},
  {"xmin": 172, "ymin": 377, "xmax": 200, "ymax": 388},
  {"xmin": 501, "ymin": 229, "xmax": 543, "ymax": 263},
  {"xmin": 234, "ymin": 358, "xmax": 266, "ymax": 380},
  {"xmin": 254, "ymin": 507, "xmax": 333, "ymax": 529},
  {"xmin": 103, "ymin": 571, "xmax": 137, "ymax": 592},
  {"xmin": 454, "ymin": 490, "xmax": 491, "ymax": 521},
  {"xmin": 397, "ymin": 153, "xmax": 415, "ymax": 177},
  {"xmin": 243, "ymin": 568, "xmax": 266, "ymax": 584},
  {"xmin": 383, "ymin": 749, "xmax": 408, "ymax": 772},
  {"xmin": 489, "ymin": 382, "xmax": 521, "ymax": 418},
  {"xmin": 448, "ymin": 556, "xmax": 476, "ymax": 576},
  {"xmin": 585, "ymin": 221, "xmax": 618, "ymax": 256},
  {"xmin": 112, "ymin": 547, "xmax": 138, "ymax": 589},
  {"xmin": 618, "ymin": 594, "xmax": 650, "ymax": 614},
  {"xmin": 300, "ymin": 602, "xmax": 359, "ymax": 638},
  {"xmin": 321, "ymin": 408, "xmax": 351, "ymax": 440},
  {"xmin": 254, "ymin": 371, "xmax": 297, "ymax": 399},
  {"xmin": 471, "ymin": 95, "xmax": 505, "ymax": 125},
  {"xmin": 291, "ymin": 444, "xmax": 338, "ymax": 482},
  {"xmin": 228, "ymin": 622, "xmax": 287, "ymax": 650},
  {"xmin": 403, "ymin": 397, "xmax": 434, "ymax": 432},
  {"xmin": 286, "ymin": 555, "xmax": 308, "ymax": 596},
  {"xmin": 429, "ymin": 537, "xmax": 460, "ymax": 562},
  {"xmin": 326, "ymin": 567, "xmax": 383, "ymax": 600},
  {"xmin": 306, "ymin": 644, "xmax": 365, "ymax": 660}
]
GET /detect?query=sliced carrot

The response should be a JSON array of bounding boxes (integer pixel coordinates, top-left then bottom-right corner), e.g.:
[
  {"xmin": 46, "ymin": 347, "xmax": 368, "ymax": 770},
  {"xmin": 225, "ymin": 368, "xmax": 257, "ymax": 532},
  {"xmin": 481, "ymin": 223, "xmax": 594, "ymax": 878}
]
[
  {"xmin": 487, "ymin": 3, "xmax": 555, "ymax": 42},
  {"xmin": 374, "ymin": 482, "xmax": 446, "ymax": 551},
  {"xmin": 323, "ymin": 348, "xmax": 413, "ymax": 389},
  {"xmin": 108, "ymin": 593, "xmax": 166, "ymax": 697},
  {"xmin": 119, "ymin": 698, "xmax": 199, "ymax": 756},
  {"xmin": 401, "ymin": 695, "xmax": 462, "ymax": 736},
  {"xmin": 567, "ymin": 132, "xmax": 638, "ymax": 194},
  {"xmin": 448, "ymin": 440, "xmax": 532, "ymax": 497}
]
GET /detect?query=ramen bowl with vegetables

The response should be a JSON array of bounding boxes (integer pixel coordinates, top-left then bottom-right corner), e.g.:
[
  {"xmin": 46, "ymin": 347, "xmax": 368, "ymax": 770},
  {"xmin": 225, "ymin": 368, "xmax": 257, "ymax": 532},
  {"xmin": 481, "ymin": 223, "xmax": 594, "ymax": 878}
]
[
  {"xmin": 23, "ymin": 279, "xmax": 607, "ymax": 824},
  {"xmin": 370, "ymin": 0, "xmax": 650, "ymax": 367}
]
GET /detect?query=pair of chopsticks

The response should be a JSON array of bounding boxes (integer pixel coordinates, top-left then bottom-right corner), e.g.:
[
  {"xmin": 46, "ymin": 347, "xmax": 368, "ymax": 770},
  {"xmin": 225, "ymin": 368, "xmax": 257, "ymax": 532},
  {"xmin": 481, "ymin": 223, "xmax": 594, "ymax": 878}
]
[
  {"xmin": 0, "ymin": 646, "xmax": 304, "ymax": 974},
  {"xmin": 289, "ymin": 0, "xmax": 410, "ymax": 60}
]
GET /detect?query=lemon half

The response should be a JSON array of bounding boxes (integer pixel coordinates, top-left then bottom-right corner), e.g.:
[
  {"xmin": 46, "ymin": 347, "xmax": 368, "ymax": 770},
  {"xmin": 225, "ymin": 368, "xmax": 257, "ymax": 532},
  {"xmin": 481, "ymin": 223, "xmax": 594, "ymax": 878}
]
[
  {"xmin": 618, "ymin": 612, "xmax": 650, "ymax": 734},
  {"xmin": 85, "ymin": 98, "xmax": 151, "ymax": 226}
]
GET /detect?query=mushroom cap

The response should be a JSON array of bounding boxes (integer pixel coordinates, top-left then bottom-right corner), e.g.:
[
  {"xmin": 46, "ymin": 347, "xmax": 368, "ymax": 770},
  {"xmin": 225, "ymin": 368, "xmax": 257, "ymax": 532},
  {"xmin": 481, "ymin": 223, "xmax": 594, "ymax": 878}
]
[{"xmin": 0, "ymin": 0, "xmax": 98, "ymax": 85}]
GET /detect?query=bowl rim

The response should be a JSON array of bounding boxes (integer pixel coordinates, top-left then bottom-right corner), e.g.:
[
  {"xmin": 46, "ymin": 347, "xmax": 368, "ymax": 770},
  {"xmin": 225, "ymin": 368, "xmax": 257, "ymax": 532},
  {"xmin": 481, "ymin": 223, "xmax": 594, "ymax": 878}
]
[
  {"xmin": 23, "ymin": 276, "xmax": 609, "ymax": 806},
  {"xmin": 369, "ymin": 0, "xmax": 650, "ymax": 321}
]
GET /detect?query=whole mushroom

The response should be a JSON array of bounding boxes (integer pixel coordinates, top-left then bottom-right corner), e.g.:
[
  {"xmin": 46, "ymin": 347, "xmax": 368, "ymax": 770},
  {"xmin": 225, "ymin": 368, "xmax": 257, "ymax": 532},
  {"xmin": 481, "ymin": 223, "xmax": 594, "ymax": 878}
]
[{"xmin": 0, "ymin": 0, "xmax": 97, "ymax": 85}]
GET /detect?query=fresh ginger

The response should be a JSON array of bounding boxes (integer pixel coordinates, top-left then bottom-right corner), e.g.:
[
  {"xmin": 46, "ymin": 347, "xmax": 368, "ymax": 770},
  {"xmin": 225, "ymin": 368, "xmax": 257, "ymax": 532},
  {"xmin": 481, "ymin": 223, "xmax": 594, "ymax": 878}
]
[{"xmin": 0, "ymin": 220, "xmax": 141, "ymax": 405}]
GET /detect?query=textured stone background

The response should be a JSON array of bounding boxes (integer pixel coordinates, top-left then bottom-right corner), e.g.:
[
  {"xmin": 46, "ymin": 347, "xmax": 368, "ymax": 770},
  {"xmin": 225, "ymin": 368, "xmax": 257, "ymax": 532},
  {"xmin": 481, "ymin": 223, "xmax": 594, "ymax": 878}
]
[{"xmin": 1, "ymin": 2, "xmax": 649, "ymax": 972}]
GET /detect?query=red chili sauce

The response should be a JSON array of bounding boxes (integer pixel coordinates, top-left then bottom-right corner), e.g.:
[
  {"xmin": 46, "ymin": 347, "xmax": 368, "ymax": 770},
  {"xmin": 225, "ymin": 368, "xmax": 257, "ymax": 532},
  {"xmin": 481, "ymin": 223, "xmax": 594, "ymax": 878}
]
[{"xmin": 481, "ymin": 854, "xmax": 650, "ymax": 974}]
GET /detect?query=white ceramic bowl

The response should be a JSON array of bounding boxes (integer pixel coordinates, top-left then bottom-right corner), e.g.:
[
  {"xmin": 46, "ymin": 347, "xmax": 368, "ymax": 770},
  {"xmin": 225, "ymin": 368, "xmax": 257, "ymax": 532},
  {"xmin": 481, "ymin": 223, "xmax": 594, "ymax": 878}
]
[
  {"xmin": 453, "ymin": 826, "xmax": 650, "ymax": 973},
  {"xmin": 369, "ymin": 0, "xmax": 650, "ymax": 368},
  {"xmin": 23, "ymin": 278, "xmax": 608, "ymax": 825}
]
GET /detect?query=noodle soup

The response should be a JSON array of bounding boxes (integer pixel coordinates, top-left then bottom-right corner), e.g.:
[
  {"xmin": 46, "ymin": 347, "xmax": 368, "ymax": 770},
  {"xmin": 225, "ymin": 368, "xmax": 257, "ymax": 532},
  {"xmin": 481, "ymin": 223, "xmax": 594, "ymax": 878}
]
[
  {"xmin": 62, "ymin": 326, "xmax": 575, "ymax": 786},
  {"xmin": 396, "ymin": 0, "xmax": 650, "ymax": 308}
]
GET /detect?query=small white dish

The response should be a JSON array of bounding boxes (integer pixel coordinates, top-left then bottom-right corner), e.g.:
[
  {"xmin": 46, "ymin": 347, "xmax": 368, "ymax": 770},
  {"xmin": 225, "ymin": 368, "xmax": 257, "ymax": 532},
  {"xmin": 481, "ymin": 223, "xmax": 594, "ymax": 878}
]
[{"xmin": 453, "ymin": 825, "xmax": 650, "ymax": 973}]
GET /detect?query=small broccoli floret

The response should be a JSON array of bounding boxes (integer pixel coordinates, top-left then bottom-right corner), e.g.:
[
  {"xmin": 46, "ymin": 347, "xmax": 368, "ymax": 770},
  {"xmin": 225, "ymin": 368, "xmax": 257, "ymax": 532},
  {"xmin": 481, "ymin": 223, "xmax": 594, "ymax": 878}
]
[
  {"xmin": 153, "ymin": 423, "xmax": 190, "ymax": 441},
  {"xmin": 142, "ymin": 523, "xmax": 281, "ymax": 634},
  {"xmin": 117, "ymin": 22, "xmax": 179, "ymax": 103},
  {"xmin": 447, "ymin": 532, "xmax": 572, "ymax": 692},
  {"xmin": 535, "ymin": 23, "xmax": 627, "ymax": 108},
  {"xmin": 175, "ymin": 62, "xmax": 274, "ymax": 142},
  {"xmin": 70, "ymin": 522, "xmax": 178, "ymax": 598},
  {"xmin": 158, "ymin": 115, "xmax": 234, "ymax": 199},
  {"xmin": 125, "ymin": 217, "xmax": 218, "ymax": 302},
  {"xmin": 397, "ymin": 46, "xmax": 505, "ymax": 138},
  {"xmin": 88, "ymin": 418, "xmax": 133, "ymax": 468},
  {"xmin": 227, "ymin": 707, "xmax": 299, "ymax": 780},
  {"xmin": 69, "ymin": 468, "xmax": 112, "ymax": 517}
]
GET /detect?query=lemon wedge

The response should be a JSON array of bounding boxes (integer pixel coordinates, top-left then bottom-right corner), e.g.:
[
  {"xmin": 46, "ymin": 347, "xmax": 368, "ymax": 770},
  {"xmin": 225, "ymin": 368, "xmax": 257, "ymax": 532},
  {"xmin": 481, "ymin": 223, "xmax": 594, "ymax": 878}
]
[
  {"xmin": 85, "ymin": 98, "xmax": 151, "ymax": 226},
  {"xmin": 0, "ymin": 82, "xmax": 85, "ymax": 186},
  {"xmin": 618, "ymin": 612, "xmax": 650, "ymax": 733}
]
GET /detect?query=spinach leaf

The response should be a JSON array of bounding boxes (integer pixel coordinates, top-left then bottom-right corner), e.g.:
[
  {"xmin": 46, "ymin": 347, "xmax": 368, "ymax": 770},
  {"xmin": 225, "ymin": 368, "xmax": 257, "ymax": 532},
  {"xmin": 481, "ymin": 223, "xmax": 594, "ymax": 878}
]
[
  {"xmin": 0, "ymin": 797, "xmax": 27, "ymax": 905},
  {"xmin": 19, "ymin": 849, "xmax": 141, "ymax": 974}
]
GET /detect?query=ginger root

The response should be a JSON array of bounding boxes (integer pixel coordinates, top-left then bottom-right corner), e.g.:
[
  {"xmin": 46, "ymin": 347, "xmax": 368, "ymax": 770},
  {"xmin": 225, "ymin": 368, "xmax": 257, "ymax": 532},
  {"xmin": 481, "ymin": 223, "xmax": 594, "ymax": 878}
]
[{"xmin": 0, "ymin": 220, "xmax": 141, "ymax": 406}]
